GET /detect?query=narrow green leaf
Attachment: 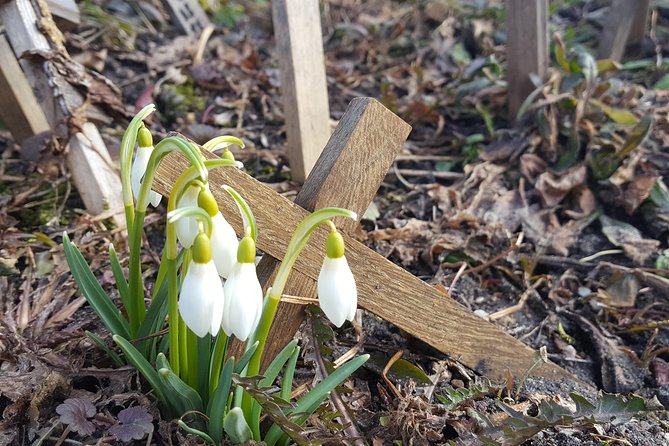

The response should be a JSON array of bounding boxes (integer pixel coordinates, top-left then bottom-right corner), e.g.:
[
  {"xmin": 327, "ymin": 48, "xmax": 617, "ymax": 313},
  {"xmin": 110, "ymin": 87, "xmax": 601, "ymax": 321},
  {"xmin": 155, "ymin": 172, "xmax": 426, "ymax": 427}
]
[
  {"xmin": 234, "ymin": 341, "xmax": 259, "ymax": 375},
  {"xmin": 158, "ymin": 366, "xmax": 203, "ymax": 414},
  {"xmin": 208, "ymin": 357, "xmax": 235, "ymax": 444},
  {"xmin": 85, "ymin": 331, "xmax": 123, "ymax": 367},
  {"xmin": 617, "ymin": 114, "xmax": 653, "ymax": 159},
  {"xmin": 281, "ymin": 345, "xmax": 300, "ymax": 402},
  {"xmin": 108, "ymin": 243, "xmax": 129, "ymax": 312},
  {"xmin": 589, "ymin": 99, "xmax": 637, "ymax": 125},
  {"xmin": 63, "ymin": 234, "xmax": 131, "ymax": 339},
  {"xmin": 654, "ymin": 73, "xmax": 669, "ymax": 90},
  {"xmin": 264, "ymin": 354, "xmax": 369, "ymax": 446},
  {"xmin": 113, "ymin": 335, "xmax": 168, "ymax": 405}
]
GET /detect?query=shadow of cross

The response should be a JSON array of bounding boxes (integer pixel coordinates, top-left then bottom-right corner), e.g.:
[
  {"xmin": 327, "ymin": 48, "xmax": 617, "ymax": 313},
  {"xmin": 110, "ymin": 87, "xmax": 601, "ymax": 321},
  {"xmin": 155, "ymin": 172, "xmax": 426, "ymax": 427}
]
[{"xmin": 153, "ymin": 97, "xmax": 575, "ymax": 382}]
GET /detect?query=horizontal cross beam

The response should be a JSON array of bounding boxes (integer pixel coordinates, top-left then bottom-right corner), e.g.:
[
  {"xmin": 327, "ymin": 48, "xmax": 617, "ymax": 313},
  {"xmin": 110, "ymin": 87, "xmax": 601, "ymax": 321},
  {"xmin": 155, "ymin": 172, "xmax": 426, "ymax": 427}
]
[{"xmin": 153, "ymin": 120, "xmax": 574, "ymax": 383}]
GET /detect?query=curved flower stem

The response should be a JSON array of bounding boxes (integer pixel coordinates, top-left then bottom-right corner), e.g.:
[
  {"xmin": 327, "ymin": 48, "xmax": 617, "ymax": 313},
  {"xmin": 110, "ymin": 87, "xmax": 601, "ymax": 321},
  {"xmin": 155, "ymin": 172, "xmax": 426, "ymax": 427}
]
[
  {"xmin": 240, "ymin": 207, "xmax": 357, "ymax": 428},
  {"xmin": 202, "ymin": 135, "xmax": 245, "ymax": 151},
  {"xmin": 209, "ymin": 332, "xmax": 229, "ymax": 396},
  {"xmin": 222, "ymin": 185, "xmax": 257, "ymax": 242},
  {"xmin": 166, "ymin": 257, "xmax": 179, "ymax": 373},
  {"xmin": 120, "ymin": 104, "xmax": 155, "ymax": 231}
]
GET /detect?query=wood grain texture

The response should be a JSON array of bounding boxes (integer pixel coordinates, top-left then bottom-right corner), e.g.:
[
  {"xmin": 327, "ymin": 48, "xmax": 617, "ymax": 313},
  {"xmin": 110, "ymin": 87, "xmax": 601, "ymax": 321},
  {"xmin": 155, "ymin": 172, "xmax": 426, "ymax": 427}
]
[
  {"xmin": 0, "ymin": 34, "xmax": 50, "ymax": 142},
  {"xmin": 597, "ymin": 0, "xmax": 639, "ymax": 61},
  {"xmin": 47, "ymin": 0, "xmax": 80, "ymax": 30},
  {"xmin": 1, "ymin": 0, "xmax": 124, "ymax": 224},
  {"xmin": 506, "ymin": 0, "xmax": 548, "ymax": 118},
  {"xmin": 272, "ymin": 0, "xmax": 331, "ymax": 182},
  {"xmin": 153, "ymin": 133, "xmax": 575, "ymax": 382},
  {"xmin": 628, "ymin": 0, "xmax": 651, "ymax": 45},
  {"xmin": 227, "ymin": 98, "xmax": 411, "ymax": 365}
]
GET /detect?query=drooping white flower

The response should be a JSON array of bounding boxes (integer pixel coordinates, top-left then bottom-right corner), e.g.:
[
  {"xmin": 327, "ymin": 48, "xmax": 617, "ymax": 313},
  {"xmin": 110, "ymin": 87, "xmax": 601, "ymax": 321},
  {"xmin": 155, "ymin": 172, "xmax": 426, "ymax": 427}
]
[
  {"xmin": 196, "ymin": 187, "xmax": 239, "ymax": 278},
  {"xmin": 130, "ymin": 127, "xmax": 161, "ymax": 207},
  {"xmin": 221, "ymin": 235, "xmax": 262, "ymax": 341},
  {"xmin": 178, "ymin": 233, "xmax": 225, "ymax": 337},
  {"xmin": 317, "ymin": 229, "xmax": 357, "ymax": 328},
  {"xmin": 175, "ymin": 185, "xmax": 200, "ymax": 248},
  {"xmin": 211, "ymin": 213, "xmax": 238, "ymax": 278}
]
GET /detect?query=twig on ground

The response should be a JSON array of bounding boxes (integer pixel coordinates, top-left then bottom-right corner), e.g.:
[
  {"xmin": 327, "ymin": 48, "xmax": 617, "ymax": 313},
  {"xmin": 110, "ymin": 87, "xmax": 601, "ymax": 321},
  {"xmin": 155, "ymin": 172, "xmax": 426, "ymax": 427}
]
[{"xmin": 383, "ymin": 350, "xmax": 404, "ymax": 399}]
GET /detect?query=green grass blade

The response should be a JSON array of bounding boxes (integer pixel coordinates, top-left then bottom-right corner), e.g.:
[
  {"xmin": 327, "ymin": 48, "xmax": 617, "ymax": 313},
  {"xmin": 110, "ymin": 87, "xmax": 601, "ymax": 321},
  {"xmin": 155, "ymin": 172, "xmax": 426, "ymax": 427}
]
[
  {"xmin": 234, "ymin": 341, "xmax": 260, "ymax": 375},
  {"xmin": 208, "ymin": 357, "xmax": 235, "ymax": 444},
  {"xmin": 264, "ymin": 354, "xmax": 369, "ymax": 446},
  {"xmin": 63, "ymin": 233, "xmax": 131, "ymax": 339},
  {"xmin": 281, "ymin": 345, "xmax": 300, "ymax": 402}
]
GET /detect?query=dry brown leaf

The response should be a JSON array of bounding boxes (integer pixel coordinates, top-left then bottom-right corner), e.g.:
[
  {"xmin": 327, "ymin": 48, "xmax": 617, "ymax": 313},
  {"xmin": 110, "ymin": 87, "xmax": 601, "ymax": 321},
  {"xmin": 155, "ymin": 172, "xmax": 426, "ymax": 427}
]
[
  {"xmin": 564, "ymin": 186, "xmax": 596, "ymax": 220},
  {"xmin": 520, "ymin": 153, "xmax": 548, "ymax": 183},
  {"xmin": 535, "ymin": 163, "xmax": 587, "ymax": 207},
  {"xmin": 620, "ymin": 175, "xmax": 658, "ymax": 215}
]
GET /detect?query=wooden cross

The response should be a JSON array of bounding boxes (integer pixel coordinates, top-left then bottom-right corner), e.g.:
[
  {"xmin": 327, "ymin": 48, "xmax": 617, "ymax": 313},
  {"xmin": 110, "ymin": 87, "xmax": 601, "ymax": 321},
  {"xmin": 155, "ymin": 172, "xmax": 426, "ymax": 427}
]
[{"xmin": 154, "ymin": 98, "xmax": 574, "ymax": 381}]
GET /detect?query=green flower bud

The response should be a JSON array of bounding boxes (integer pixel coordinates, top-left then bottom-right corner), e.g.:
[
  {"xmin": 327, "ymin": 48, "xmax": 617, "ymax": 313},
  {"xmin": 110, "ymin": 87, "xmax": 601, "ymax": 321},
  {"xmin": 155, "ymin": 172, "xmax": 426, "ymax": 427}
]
[
  {"xmin": 237, "ymin": 235, "xmax": 256, "ymax": 264},
  {"xmin": 192, "ymin": 232, "xmax": 213, "ymax": 264},
  {"xmin": 222, "ymin": 147, "xmax": 235, "ymax": 162},
  {"xmin": 197, "ymin": 187, "xmax": 219, "ymax": 216},
  {"xmin": 325, "ymin": 229, "xmax": 345, "ymax": 259},
  {"xmin": 138, "ymin": 126, "xmax": 153, "ymax": 148}
]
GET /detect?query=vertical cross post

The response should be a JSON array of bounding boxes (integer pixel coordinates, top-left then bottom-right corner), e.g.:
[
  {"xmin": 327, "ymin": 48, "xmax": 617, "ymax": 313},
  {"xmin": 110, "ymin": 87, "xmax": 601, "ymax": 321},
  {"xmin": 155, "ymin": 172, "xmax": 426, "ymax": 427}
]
[
  {"xmin": 629, "ymin": 0, "xmax": 651, "ymax": 45},
  {"xmin": 272, "ymin": 0, "xmax": 331, "ymax": 182},
  {"xmin": 506, "ymin": 0, "xmax": 548, "ymax": 118},
  {"xmin": 226, "ymin": 97, "xmax": 411, "ymax": 367}
]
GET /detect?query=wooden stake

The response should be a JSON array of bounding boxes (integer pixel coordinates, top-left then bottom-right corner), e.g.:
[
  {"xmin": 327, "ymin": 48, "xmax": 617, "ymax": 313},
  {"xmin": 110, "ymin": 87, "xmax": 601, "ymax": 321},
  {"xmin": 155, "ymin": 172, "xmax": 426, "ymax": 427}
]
[
  {"xmin": 0, "ymin": 0, "xmax": 124, "ymax": 224},
  {"xmin": 0, "ymin": 34, "xmax": 50, "ymax": 143},
  {"xmin": 506, "ymin": 0, "xmax": 548, "ymax": 118},
  {"xmin": 597, "ymin": 0, "xmax": 650, "ymax": 61},
  {"xmin": 272, "ymin": 0, "xmax": 331, "ymax": 182},
  {"xmin": 153, "ymin": 100, "xmax": 575, "ymax": 382},
  {"xmin": 628, "ymin": 0, "xmax": 651, "ymax": 45}
]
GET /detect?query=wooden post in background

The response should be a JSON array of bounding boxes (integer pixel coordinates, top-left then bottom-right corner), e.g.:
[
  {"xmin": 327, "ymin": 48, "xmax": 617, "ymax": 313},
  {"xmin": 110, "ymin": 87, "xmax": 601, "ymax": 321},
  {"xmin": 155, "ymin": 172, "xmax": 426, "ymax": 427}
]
[
  {"xmin": 598, "ymin": 0, "xmax": 651, "ymax": 61},
  {"xmin": 628, "ymin": 0, "xmax": 651, "ymax": 45},
  {"xmin": 272, "ymin": 0, "xmax": 331, "ymax": 183},
  {"xmin": 506, "ymin": 0, "xmax": 548, "ymax": 118},
  {"xmin": 0, "ymin": 0, "xmax": 124, "ymax": 224},
  {"xmin": 0, "ymin": 34, "xmax": 50, "ymax": 143}
]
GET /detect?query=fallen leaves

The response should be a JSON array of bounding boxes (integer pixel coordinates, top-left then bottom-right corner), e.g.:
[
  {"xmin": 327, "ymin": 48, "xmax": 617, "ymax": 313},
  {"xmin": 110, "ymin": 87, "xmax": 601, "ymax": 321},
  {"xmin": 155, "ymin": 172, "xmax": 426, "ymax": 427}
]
[
  {"xmin": 56, "ymin": 398, "xmax": 96, "ymax": 436},
  {"xmin": 599, "ymin": 215, "xmax": 659, "ymax": 265}
]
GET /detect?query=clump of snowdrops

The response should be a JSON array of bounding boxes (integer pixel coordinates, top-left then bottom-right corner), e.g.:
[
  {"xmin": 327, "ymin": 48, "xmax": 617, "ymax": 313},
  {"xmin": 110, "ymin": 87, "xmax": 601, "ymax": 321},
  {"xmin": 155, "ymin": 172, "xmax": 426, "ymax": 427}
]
[{"xmin": 63, "ymin": 104, "xmax": 368, "ymax": 444}]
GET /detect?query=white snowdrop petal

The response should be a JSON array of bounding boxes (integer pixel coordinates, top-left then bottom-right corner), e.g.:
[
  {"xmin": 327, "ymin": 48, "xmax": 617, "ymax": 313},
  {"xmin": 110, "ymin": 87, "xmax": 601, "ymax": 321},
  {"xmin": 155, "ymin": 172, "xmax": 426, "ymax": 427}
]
[
  {"xmin": 179, "ymin": 262, "xmax": 215, "ymax": 337},
  {"xmin": 318, "ymin": 256, "xmax": 357, "ymax": 328},
  {"xmin": 222, "ymin": 263, "xmax": 263, "ymax": 341},
  {"xmin": 211, "ymin": 213, "xmax": 239, "ymax": 278},
  {"xmin": 175, "ymin": 186, "xmax": 200, "ymax": 248},
  {"xmin": 130, "ymin": 148, "xmax": 151, "ymax": 201}
]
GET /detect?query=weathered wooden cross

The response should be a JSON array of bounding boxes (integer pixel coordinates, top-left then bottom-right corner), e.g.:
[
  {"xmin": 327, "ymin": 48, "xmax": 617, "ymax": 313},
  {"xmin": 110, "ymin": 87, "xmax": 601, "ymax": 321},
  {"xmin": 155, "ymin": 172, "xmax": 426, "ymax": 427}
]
[{"xmin": 154, "ymin": 97, "xmax": 574, "ymax": 382}]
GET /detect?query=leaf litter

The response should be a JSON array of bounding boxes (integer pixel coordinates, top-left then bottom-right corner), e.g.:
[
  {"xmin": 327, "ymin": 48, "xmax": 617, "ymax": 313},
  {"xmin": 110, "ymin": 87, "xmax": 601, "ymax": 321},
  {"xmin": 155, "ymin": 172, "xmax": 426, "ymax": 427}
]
[{"xmin": 1, "ymin": 0, "xmax": 669, "ymax": 444}]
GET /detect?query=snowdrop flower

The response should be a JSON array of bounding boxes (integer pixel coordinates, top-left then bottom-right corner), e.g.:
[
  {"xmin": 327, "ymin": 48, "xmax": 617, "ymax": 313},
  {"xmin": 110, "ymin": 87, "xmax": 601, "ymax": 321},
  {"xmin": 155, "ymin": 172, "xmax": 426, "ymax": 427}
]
[
  {"xmin": 175, "ymin": 185, "xmax": 200, "ymax": 248},
  {"xmin": 221, "ymin": 233, "xmax": 262, "ymax": 341},
  {"xmin": 198, "ymin": 188, "xmax": 238, "ymax": 278},
  {"xmin": 178, "ymin": 232, "xmax": 224, "ymax": 337},
  {"xmin": 318, "ymin": 228, "xmax": 357, "ymax": 328},
  {"xmin": 130, "ymin": 126, "xmax": 161, "ymax": 207}
]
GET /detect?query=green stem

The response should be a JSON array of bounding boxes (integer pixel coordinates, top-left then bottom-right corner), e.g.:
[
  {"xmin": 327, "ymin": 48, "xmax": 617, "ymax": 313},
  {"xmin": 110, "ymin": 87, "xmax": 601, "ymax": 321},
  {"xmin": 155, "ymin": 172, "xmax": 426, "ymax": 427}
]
[
  {"xmin": 240, "ymin": 208, "xmax": 356, "ymax": 419},
  {"xmin": 209, "ymin": 333, "xmax": 229, "ymax": 397},
  {"xmin": 186, "ymin": 327, "xmax": 199, "ymax": 391},
  {"xmin": 179, "ymin": 318, "xmax": 189, "ymax": 381},
  {"xmin": 127, "ymin": 210, "xmax": 147, "ymax": 336},
  {"xmin": 167, "ymin": 257, "xmax": 179, "ymax": 374}
]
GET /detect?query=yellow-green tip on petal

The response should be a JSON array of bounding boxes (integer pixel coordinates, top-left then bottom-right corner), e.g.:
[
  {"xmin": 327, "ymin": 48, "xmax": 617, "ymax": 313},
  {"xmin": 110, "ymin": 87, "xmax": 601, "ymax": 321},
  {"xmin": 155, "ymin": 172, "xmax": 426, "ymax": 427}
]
[
  {"xmin": 138, "ymin": 126, "xmax": 153, "ymax": 148},
  {"xmin": 237, "ymin": 235, "xmax": 256, "ymax": 264},
  {"xmin": 326, "ymin": 229, "xmax": 345, "ymax": 259},
  {"xmin": 222, "ymin": 147, "xmax": 235, "ymax": 162},
  {"xmin": 197, "ymin": 187, "xmax": 219, "ymax": 216},
  {"xmin": 193, "ymin": 232, "xmax": 213, "ymax": 264}
]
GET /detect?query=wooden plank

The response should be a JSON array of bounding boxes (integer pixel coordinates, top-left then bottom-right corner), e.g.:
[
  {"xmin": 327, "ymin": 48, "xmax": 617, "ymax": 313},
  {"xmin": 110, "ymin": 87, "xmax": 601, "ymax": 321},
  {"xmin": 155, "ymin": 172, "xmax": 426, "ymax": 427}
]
[
  {"xmin": 506, "ymin": 0, "xmax": 548, "ymax": 118},
  {"xmin": 227, "ymin": 98, "xmax": 411, "ymax": 365},
  {"xmin": 0, "ymin": 34, "xmax": 50, "ymax": 142},
  {"xmin": 272, "ymin": 0, "xmax": 331, "ymax": 182},
  {"xmin": 163, "ymin": 0, "xmax": 211, "ymax": 35},
  {"xmin": 597, "ymin": 0, "xmax": 638, "ymax": 61},
  {"xmin": 153, "ymin": 134, "xmax": 575, "ymax": 383},
  {"xmin": 0, "ymin": 0, "xmax": 124, "ymax": 224},
  {"xmin": 47, "ymin": 0, "xmax": 81, "ymax": 31},
  {"xmin": 628, "ymin": 0, "xmax": 651, "ymax": 44}
]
